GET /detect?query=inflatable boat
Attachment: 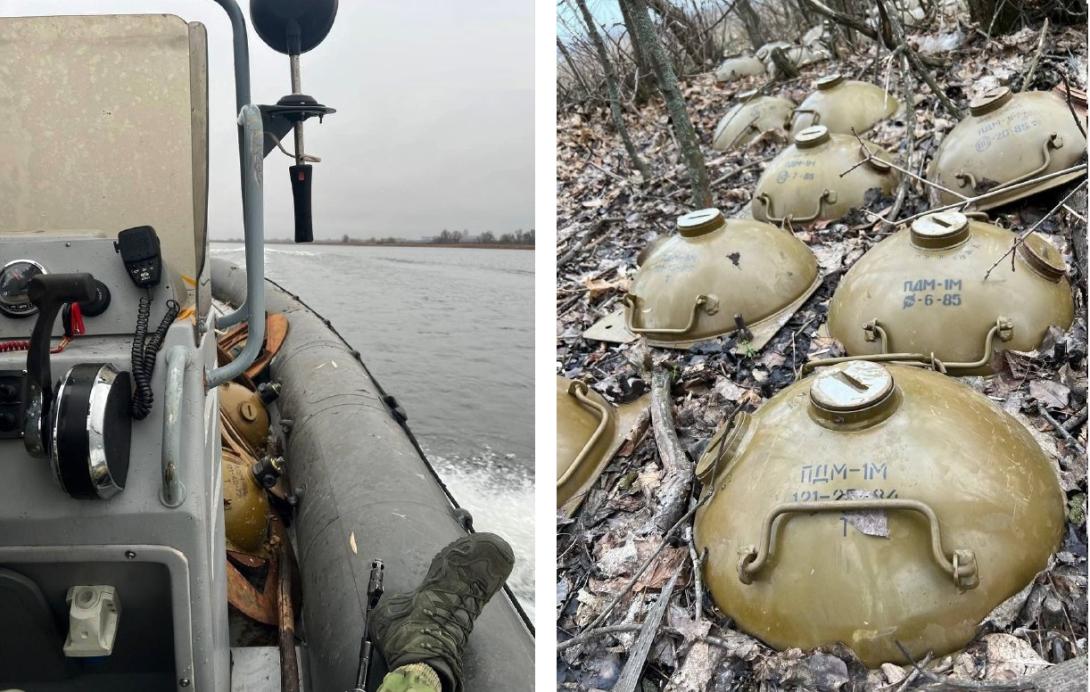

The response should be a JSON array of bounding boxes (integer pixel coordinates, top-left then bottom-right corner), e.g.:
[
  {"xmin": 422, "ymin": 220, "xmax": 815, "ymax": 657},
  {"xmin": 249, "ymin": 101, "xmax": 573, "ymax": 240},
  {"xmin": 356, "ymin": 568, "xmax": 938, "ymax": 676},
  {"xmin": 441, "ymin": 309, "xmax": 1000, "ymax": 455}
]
[{"xmin": 0, "ymin": 2, "xmax": 533, "ymax": 690}]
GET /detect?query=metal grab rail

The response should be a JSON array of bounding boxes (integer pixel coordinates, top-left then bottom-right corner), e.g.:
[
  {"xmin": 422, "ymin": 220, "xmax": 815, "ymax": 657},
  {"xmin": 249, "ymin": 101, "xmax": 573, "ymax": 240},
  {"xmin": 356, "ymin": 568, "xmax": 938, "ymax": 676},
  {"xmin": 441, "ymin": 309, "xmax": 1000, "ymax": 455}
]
[
  {"xmin": 556, "ymin": 381, "xmax": 610, "ymax": 488},
  {"xmin": 737, "ymin": 499, "xmax": 979, "ymax": 589},
  {"xmin": 211, "ymin": 0, "xmax": 257, "ymax": 329},
  {"xmin": 207, "ymin": 105, "xmax": 266, "ymax": 387},
  {"xmin": 161, "ymin": 346, "xmax": 188, "ymax": 507},
  {"xmin": 623, "ymin": 294, "xmax": 719, "ymax": 336}
]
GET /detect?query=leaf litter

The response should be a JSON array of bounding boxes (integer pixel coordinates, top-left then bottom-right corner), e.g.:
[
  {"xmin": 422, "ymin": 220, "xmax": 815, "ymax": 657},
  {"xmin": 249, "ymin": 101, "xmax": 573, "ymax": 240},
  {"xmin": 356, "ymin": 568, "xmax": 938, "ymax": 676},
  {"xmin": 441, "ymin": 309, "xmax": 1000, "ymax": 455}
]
[{"xmin": 556, "ymin": 12, "xmax": 1088, "ymax": 692}]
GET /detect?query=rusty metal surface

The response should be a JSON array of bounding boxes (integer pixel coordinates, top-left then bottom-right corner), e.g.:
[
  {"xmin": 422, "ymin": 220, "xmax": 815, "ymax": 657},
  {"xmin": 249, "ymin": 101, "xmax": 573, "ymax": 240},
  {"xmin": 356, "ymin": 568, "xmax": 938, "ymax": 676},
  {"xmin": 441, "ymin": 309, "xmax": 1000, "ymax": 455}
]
[
  {"xmin": 227, "ymin": 554, "xmax": 278, "ymax": 626},
  {"xmin": 277, "ymin": 538, "xmax": 300, "ymax": 692}
]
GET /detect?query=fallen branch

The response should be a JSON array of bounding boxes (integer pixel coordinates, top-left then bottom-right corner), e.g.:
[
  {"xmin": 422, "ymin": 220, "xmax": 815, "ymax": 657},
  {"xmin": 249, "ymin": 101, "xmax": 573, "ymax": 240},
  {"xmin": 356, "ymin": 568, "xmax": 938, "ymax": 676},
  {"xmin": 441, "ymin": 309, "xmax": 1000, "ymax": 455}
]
[
  {"xmin": 614, "ymin": 562, "xmax": 683, "ymax": 692},
  {"xmin": 1038, "ymin": 402, "xmax": 1087, "ymax": 455},
  {"xmin": 651, "ymin": 365, "xmax": 693, "ymax": 532}
]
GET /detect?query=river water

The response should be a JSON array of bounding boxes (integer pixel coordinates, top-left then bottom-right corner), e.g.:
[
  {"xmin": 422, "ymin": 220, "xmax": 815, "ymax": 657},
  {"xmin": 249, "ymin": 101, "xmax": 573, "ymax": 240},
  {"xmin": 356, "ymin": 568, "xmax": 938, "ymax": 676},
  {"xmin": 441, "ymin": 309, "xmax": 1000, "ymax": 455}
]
[{"xmin": 211, "ymin": 244, "xmax": 535, "ymax": 617}]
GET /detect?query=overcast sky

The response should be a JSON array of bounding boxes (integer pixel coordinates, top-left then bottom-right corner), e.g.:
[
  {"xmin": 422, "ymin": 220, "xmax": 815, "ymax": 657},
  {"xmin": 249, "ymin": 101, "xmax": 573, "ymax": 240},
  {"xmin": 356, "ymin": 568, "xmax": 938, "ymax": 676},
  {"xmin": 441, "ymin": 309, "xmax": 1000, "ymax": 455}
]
[{"xmin": 1, "ymin": 1, "xmax": 534, "ymax": 240}]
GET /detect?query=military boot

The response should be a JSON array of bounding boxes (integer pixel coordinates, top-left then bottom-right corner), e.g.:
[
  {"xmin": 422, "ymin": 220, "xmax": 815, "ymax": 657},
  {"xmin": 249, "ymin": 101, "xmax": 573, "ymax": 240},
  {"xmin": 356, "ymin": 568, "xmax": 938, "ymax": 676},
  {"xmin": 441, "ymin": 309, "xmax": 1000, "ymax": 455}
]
[{"xmin": 371, "ymin": 533, "xmax": 514, "ymax": 692}]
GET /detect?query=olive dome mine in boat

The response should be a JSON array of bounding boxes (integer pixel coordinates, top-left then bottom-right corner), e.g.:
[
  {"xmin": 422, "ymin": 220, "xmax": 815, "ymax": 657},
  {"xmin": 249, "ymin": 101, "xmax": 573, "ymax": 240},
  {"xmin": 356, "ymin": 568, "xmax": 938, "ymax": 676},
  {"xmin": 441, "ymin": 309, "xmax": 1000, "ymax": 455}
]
[
  {"xmin": 694, "ymin": 360, "xmax": 1064, "ymax": 668},
  {"xmin": 927, "ymin": 86, "xmax": 1087, "ymax": 210},
  {"xmin": 753, "ymin": 125, "xmax": 899, "ymax": 225},
  {"xmin": 556, "ymin": 377, "xmax": 648, "ymax": 516},
  {"xmin": 789, "ymin": 74, "xmax": 901, "ymax": 137},
  {"xmin": 827, "ymin": 210, "xmax": 1074, "ymax": 374},
  {"xmin": 583, "ymin": 208, "xmax": 821, "ymax": 350},
  {"xmin": 219, "ymin": 381, "xmax": 271, "ymax": 453},
  {"xmin": 711, "ymin": 90, "xmax": 794, "ymax": 151}
]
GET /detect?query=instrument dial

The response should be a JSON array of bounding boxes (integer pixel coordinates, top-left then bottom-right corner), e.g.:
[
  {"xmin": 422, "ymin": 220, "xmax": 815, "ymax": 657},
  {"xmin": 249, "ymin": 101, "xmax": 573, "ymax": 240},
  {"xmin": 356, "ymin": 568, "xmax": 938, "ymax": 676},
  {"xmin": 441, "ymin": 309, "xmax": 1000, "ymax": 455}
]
[{"xmin": 0, "ymin": 260, "xmax": 46, "ymax": 318}]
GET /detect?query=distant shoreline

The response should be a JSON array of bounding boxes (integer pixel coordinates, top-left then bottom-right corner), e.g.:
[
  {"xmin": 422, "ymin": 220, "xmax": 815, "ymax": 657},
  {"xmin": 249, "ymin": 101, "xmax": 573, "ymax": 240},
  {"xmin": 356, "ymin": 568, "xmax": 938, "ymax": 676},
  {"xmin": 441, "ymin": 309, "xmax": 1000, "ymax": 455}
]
[{"xmin": 213, "ymin": 240, "xmax": 534, "ymax": 251}]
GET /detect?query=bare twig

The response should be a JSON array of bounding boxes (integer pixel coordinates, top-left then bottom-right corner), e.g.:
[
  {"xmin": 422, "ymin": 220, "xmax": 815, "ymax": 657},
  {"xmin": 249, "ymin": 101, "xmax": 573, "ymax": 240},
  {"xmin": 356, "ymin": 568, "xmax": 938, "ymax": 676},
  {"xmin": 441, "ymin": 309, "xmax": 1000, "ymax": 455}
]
[
  {"xmin": 711, "ymin": 157, "xmax": 770, "ymax": 186},
  {"xmin": 1063, "ymin": 406, "xmax": 1087, "ymax": 433},
  {"xmin": 1018, "ymin": 18, "xmax": 1049, "ymax": 92},
  {"xmin": 683, "ymin": 526, "xmax": 705, "ymax": 622},
  {"xmin": 558, "ymin": 623, "xmax": 644, "ymax": 652},
  {"xmin": 879, "ymin": 0, "xmax": 962, "ymax": 118},
  {"xmin": 893, "ymin": 650, "xmax": 934, "ymax": 692},
  {"xmin": 1059, "ymin": 74, "xmax": 1088, "ymax": 139},
  {"xmin": 894, "ymin": 640, "xmax": 1035, "ymax": 690},
  {"xmin": 983, "ymin": 181, "xmax": 1087, "ymax": 280},
  {"xmin": 872, "ymin": 165, "xmax": 1086, "ymax": 228},
  {"xmin": 801, "ymin": 0, "xmax": 878, "ymax": 40},
  {"xmin": 578, "ymin": 499, "xmax": 706, "ymax": 634}
]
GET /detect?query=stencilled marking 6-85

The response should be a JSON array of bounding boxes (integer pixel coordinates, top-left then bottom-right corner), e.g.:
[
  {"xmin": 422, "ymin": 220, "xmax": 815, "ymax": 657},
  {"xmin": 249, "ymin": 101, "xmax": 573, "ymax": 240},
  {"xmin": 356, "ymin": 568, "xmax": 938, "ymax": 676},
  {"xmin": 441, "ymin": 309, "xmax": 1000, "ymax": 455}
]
[{"xmin": 903, "ymin": 278, "xmax": 963, "ymax": 309}]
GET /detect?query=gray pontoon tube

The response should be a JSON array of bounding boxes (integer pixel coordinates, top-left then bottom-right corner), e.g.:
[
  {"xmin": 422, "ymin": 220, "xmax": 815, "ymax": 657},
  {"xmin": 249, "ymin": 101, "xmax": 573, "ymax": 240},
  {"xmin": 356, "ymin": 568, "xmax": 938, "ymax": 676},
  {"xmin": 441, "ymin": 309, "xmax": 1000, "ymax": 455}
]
[{"xmin": 211, "ymin": 258, "xmax": 534, "ymax": 691}]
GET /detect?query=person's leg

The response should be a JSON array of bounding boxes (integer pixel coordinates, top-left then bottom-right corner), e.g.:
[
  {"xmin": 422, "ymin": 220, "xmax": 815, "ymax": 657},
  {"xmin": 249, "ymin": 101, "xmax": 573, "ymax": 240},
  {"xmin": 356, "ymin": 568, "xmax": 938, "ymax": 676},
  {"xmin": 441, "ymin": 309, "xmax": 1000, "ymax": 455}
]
[
  {"xmin": 372, "ymin": 533, "xmax": 514, "ymax": 692},
  {"xmin": 375, "ymin": 663, "xmax": 442, "ymax": 692}
]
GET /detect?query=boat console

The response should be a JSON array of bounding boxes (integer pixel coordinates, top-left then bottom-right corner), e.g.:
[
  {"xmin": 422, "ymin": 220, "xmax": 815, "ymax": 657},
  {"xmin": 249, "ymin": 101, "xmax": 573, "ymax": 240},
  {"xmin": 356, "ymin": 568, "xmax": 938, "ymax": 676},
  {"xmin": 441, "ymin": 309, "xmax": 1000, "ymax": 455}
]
[{"xmin": 0, "ymin": 2, "xmax": 334, "ymax": 689}]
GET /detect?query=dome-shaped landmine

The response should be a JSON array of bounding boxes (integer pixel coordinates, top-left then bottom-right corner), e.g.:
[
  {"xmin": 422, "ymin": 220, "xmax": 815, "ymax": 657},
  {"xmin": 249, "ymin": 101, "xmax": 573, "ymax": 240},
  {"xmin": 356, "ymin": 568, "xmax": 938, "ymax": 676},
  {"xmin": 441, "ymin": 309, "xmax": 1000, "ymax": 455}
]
[
  {"xmin": 927, "ymin": 87, "xmax": 1087, "ymax": 211},
  {"xmin": 789, "ymin": 74, "xmax": 901, "ymax": 137},
  {"xmin": 556, "ymin": 377, "xmax": 648, "ymax": 516},
  {"xmin": 583, "ymin": 209, "xmax": 822, "ymax": 351},
  {"xmin": 753, "ymin": 125, "xmax": 900, "ymax": 225},
  {"xmin": 694, "ymin": 360, "xmax": 1064, "ymax": 667},
  {"xmin": 711, "ymin": 90, "xmax": 795, "ymax": 151},
  {"xmin": 826, "ymin": 210, "xmax": 1074, "ymax": 375}
]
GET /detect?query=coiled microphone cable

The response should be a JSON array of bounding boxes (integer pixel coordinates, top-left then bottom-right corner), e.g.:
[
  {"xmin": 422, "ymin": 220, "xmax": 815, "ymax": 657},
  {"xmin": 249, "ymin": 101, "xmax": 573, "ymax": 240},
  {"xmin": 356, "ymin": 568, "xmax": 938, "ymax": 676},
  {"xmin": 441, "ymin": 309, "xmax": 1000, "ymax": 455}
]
[{"xmin": 130, "ymin": 291, "xmax": 180, "ymax": 420}]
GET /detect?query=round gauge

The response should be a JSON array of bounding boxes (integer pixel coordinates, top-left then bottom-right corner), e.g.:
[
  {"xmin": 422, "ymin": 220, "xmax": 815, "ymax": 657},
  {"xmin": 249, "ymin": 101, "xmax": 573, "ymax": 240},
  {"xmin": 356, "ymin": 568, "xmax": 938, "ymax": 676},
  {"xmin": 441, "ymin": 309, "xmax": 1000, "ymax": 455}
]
[{"xmin": 0, "ymin": 260, "xmax": 46, "ymax": 318}]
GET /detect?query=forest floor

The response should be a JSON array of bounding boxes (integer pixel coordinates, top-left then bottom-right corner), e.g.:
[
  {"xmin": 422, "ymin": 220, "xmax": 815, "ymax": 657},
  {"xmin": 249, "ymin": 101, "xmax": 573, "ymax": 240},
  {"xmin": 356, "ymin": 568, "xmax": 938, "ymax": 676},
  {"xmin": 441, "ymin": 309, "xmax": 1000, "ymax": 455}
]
[{"xmin": 556, "ymin": 16, "xmax": 1088, "ymax": 691}]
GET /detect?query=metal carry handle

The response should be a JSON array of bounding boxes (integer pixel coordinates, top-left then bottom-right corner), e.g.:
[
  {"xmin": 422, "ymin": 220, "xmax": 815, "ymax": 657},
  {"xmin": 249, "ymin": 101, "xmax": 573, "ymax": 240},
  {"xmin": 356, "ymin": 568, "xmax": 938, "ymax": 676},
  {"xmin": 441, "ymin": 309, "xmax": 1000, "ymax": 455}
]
[
  {"xmin": 737, "ymin": 498, "xmax": 979, "ymax": 589},
  {"xmin": 802, "ymin": 317, "xmax": 1013, "ymax": 376},
  {"xmin": 623, "ymin": 293, "xmax": 719, "ymax": 336},
  {"xmin": 756, "ymin": 189, "xmax": 837, "ymax": 225},
  {"xmin": 956, "ymin": 132, "xmax": 1062, "ymax": 193},
  {"xmin": 556, "ymin": 381, "xmax": 610, "ymax": 487},
  {"xmin": 790, "ymin": 107, "xmax": 821, "ymax": 129}
]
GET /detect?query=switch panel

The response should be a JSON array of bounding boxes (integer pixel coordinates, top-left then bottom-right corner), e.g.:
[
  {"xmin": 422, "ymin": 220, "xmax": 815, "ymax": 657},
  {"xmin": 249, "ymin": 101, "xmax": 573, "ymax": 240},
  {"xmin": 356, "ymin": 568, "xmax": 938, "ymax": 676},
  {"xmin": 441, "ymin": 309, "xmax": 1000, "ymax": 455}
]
[{"xmin": 0, "ymin": 371, "xmax": 23, "ymax": 439}]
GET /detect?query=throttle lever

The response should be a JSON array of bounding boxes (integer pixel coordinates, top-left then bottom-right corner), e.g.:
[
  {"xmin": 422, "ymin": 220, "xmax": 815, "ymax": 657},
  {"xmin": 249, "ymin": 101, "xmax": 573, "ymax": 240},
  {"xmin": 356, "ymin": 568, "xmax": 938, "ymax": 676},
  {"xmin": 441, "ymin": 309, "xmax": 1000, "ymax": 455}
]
[{"xmin": 22, "ymin": 273, "xmax": 96, "ymax": 457}]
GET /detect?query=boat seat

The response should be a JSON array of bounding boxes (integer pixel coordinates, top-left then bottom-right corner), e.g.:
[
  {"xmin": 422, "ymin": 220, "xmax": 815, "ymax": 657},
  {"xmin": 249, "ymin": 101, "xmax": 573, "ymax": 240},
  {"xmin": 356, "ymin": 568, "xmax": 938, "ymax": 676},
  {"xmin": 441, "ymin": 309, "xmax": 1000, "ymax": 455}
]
[{"xmin": 0, "ymin": 14, "xmax": 209, "ymax": 305}]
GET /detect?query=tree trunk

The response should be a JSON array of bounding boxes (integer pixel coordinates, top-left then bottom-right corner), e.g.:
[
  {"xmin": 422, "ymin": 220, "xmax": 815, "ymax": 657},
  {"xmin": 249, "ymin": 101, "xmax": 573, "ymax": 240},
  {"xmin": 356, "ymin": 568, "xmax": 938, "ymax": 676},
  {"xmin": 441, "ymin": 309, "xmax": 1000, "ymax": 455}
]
[
  {"xmin": 644, "ymin": 0, "xmax": 713, "ymax": 68},
  {"xmin": 621, "ymin": 0, "xmax": 712, "ymax": 208},
  {"xmin": 618, "ymin": 0, "xmax": 655, "ymax": 104},
  {"xmin": 574, "ymin": 0, "xmax": 652, "ymax": 181},
  {"xmin": 735, "ymin": 0, "xmax": 768, "ymax": 51}
]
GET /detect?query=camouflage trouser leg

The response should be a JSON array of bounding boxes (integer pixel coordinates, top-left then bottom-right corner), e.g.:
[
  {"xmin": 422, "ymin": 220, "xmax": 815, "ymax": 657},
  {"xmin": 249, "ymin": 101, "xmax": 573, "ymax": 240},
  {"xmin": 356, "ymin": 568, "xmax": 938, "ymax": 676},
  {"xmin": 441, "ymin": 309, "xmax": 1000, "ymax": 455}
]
[{"xmin": 375, "ymin": 663, "xmax": 442, "ymax": 692}]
